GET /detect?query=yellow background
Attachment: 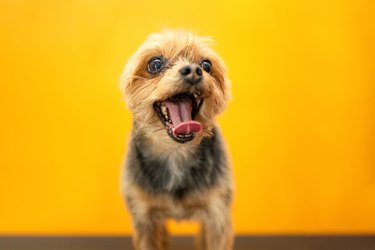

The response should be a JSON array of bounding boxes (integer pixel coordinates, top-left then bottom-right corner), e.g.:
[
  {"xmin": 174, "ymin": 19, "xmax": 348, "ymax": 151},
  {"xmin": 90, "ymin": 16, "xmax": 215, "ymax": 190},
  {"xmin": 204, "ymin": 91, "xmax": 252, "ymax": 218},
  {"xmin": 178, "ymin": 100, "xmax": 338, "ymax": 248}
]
[{"xmin": 0, "ymin": 0, "xmax": 374, "ymax": 235}]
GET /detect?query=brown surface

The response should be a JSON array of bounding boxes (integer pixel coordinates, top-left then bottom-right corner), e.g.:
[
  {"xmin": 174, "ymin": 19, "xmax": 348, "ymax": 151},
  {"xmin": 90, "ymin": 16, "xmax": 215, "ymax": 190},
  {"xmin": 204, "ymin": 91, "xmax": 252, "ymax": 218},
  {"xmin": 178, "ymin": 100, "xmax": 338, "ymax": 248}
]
[{"xmin": 0, "ymin": 236, "xmax": 374, "ymax": 250}]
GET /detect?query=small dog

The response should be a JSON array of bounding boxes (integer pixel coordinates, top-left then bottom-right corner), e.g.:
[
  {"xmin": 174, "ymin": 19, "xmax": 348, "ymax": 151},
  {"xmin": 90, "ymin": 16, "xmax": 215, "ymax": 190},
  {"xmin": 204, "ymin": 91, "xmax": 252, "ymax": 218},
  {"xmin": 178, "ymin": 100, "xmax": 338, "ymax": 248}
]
[{"xmin": 120, "ymin": 30, "xmax": 233, "ymax": 250}]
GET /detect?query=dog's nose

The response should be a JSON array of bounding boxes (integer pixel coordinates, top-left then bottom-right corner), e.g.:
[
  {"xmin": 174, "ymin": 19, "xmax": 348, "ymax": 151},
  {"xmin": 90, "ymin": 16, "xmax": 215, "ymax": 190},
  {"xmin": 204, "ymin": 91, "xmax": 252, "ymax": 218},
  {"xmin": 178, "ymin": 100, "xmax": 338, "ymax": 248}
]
[{"xmin": 179, "ymin": 64, "xmax": 202, "ymax": 85}]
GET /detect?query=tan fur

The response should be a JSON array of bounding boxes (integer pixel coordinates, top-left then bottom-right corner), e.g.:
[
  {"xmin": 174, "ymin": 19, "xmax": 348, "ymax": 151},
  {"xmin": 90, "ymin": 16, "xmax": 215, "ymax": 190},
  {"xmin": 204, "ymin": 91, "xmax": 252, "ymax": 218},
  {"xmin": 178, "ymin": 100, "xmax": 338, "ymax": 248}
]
[
  {"xmin": 120, "ymin": 29, "xmax": 233, "ymax": 250},
  {"xmin": 121, "ymin": 30, "xmax": 230, "ymax": 152}
]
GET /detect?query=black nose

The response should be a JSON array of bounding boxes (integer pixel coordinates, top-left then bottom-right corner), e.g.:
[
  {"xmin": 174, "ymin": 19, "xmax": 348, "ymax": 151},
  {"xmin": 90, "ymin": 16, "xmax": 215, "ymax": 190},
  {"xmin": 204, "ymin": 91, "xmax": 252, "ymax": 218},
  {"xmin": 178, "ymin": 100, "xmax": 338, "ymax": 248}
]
[{"xmin": 179, "ymin": 64, "xmax": 202, "ymax": 84}]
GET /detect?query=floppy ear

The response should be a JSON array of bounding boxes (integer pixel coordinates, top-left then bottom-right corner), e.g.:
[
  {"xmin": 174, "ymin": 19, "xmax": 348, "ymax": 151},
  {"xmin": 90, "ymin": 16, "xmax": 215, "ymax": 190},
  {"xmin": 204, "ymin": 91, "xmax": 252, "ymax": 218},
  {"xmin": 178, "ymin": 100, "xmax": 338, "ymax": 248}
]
[
  {"xmin": 120, "ymin": 31, "xmax": 163, "ymax": 99},
  {"xmin": 120, "ymin": 53, "xmax": 138, "ymax": 99},
  {"xmin": 119, "ymin": 49, "xmax": 149, "ymax": 110},
  {"xmin": 119, "ymin": 49, "xmax": 158, "ymax": 117},
  {"xmin": 214, "ymin": 60, "xmax": 232, "ymax": 103}
]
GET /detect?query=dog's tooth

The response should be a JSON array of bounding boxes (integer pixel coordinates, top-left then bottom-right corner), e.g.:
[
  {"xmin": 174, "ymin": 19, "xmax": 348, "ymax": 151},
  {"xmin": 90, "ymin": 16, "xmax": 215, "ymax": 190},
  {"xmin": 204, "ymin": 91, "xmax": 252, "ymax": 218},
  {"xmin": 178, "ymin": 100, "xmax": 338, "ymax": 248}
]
[
  {"xmin": 161, "ymin": 105, "xmax": 168, "ymax": 116},
  {"xmin": 196, "ymin": 98, "xmax": 200, "ymax": 103}
]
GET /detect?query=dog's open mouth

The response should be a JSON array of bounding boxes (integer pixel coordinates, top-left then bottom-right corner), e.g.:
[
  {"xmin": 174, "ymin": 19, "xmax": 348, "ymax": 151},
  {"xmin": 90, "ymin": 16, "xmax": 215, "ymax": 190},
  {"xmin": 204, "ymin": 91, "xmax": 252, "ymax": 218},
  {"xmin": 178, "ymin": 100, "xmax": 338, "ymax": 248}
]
[{"xmin": 153, "ymin": 93, "xmax": 204, "ymax": 143}]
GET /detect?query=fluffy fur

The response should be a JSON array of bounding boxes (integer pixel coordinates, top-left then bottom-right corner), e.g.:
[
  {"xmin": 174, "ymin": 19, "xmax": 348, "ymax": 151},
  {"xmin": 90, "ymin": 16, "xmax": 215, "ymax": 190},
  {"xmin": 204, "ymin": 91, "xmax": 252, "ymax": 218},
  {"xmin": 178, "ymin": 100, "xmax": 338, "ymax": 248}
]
[{"xmin": 120, "ymin": 29, "xmax": 233, "ymax": 250}]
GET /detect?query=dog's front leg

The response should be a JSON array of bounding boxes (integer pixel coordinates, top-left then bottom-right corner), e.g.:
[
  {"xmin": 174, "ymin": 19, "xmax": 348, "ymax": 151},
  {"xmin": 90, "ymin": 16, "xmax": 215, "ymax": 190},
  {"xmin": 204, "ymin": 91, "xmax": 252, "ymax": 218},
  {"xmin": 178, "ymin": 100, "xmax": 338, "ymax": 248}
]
[
  {"xmin": 197, "ymin": 201, "xmax": 233, "ymax": 250},
  {"xmin": 131, "ymin": 212, "xmax": 168, "ymax": 250}
]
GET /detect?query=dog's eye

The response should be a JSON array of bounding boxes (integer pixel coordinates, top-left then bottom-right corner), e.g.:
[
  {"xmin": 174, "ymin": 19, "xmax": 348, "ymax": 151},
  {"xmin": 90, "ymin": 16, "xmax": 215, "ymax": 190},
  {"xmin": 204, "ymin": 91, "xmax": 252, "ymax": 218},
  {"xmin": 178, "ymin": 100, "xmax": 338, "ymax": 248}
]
[
  {"xmin": 201, "ymin": 60, "xmax": 212, "ymax": 73},
  {"xmin": 147, "ymin": 57, "xmax": 165, "ymax": 74}
]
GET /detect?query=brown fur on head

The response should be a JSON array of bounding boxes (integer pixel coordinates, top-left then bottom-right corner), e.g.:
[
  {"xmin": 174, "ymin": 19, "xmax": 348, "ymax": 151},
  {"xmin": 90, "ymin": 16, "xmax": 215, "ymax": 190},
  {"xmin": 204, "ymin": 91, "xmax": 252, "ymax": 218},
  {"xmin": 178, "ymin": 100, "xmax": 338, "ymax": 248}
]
[{"xmin": 120, "ymin": 30, "xmax": 231, "ymax": 149}]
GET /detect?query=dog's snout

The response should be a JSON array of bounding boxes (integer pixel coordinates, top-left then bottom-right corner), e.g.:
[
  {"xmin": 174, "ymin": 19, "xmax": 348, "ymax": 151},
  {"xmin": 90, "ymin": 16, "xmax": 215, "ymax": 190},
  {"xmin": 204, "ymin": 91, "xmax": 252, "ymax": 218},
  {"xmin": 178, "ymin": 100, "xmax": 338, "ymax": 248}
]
[{"xmin": 179, "ymin": 64, "xmax": 202, "ymax": 84}]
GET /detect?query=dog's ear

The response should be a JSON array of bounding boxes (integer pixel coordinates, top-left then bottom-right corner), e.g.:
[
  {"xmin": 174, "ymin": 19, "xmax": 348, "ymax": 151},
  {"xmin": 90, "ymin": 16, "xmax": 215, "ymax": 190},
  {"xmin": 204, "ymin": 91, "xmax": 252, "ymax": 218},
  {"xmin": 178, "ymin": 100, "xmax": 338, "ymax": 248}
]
[
  {"xmin": 120, "ymin": 31, "xmax": 163, "ymax": 99},
  {"xmin": 120, "ymin": 51, "xmax": 139, "ymax": 99},
  {"xmin": 120, "ymin": 48, "xmax": 149, "ymax": 108},
  {"xmin": 212, "ymin": 57, "xmax": 232, "ymax": 103},
  {"xmin": 206, "ymin": 54, "xmax": 231, "ymax": 116}
]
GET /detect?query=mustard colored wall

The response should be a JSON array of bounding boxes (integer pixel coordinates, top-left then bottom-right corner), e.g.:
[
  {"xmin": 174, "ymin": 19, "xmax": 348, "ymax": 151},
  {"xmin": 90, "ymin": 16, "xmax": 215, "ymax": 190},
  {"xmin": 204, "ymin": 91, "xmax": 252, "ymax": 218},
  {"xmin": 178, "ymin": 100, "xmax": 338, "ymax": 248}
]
[{"xmin": 0, "ymin": 0, "xmax": 374, "ymax": 235}]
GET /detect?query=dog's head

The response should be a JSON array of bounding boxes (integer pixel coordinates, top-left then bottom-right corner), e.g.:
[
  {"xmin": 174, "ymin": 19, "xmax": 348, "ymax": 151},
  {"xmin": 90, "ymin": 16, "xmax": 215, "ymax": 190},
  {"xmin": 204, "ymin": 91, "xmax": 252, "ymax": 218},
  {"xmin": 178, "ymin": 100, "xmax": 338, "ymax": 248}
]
[{"xmin": 121, "ymin": 30, "xmax": 230, "ymax": 145}]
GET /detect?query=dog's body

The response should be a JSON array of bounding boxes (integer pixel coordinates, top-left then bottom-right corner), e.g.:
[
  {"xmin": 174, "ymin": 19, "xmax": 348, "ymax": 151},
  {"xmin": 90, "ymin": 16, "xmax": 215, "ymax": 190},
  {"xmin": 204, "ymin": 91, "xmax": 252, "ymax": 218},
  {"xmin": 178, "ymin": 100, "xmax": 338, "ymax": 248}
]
[{"xmin": 120, "ymin": 30, "xmax": 233, "ymax": 250}]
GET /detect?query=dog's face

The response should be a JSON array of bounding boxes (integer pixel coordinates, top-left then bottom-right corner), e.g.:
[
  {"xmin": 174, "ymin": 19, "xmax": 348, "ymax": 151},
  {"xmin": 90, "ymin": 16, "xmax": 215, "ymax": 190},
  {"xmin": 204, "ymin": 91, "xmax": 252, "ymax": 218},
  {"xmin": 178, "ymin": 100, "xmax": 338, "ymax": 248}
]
[{"xmin": 121, "ymin": 30, "xmax": 230, "ymax": 144}]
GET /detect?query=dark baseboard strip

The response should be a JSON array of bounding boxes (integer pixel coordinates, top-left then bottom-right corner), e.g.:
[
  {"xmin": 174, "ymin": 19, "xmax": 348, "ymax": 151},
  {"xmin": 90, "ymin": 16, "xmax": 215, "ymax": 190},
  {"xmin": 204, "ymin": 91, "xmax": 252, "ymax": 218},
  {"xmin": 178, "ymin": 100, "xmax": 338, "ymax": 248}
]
[{"xmin": 0, "ymin": 235, "xmax": 374, "ymax": 250}]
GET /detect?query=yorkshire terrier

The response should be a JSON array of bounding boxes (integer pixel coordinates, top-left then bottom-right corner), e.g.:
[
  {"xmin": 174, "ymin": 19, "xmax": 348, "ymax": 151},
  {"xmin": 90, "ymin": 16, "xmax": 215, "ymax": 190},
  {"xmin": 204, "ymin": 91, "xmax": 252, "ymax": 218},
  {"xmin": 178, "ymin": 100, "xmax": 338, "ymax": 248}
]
[{"xmin": 120, "ymin": 29, "xmax": 233, "ymax": 250}]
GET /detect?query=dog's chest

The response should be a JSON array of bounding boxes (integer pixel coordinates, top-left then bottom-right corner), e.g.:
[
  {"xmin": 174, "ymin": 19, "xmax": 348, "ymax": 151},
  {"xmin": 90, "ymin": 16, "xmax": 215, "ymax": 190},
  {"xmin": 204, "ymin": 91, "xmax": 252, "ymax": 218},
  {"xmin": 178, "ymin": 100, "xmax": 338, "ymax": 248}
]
[
  {"xmin": 138, "ymin": 152, "xmax": 209, "ymax": 199},
  {"xmin": 128, "ymin": 129, "xmax": 225, "ymax": 200},
  {"xmin": 131, "ymin": 141, "xmax": 222, "ymax": 200},
  {"xmin": 163, "ymin": 156, "xmax": 189, "ymax": 191}
]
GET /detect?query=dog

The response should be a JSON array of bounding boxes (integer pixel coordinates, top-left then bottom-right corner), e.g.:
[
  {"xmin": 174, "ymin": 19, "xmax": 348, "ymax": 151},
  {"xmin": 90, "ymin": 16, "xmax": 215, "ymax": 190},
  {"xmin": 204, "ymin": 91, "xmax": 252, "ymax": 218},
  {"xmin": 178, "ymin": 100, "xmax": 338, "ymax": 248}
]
[{"xmin": 120, "ymin": 29, "xmax": 233, "ymax": 250}]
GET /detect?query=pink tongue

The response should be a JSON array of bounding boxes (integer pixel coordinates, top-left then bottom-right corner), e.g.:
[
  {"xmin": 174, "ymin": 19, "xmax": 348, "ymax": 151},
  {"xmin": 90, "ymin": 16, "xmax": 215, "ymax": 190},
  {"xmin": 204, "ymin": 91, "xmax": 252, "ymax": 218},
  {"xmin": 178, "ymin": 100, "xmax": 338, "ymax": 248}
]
[{"xmin": 164, "ymin": 98, "xmax": 202, "ymax": 135}]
